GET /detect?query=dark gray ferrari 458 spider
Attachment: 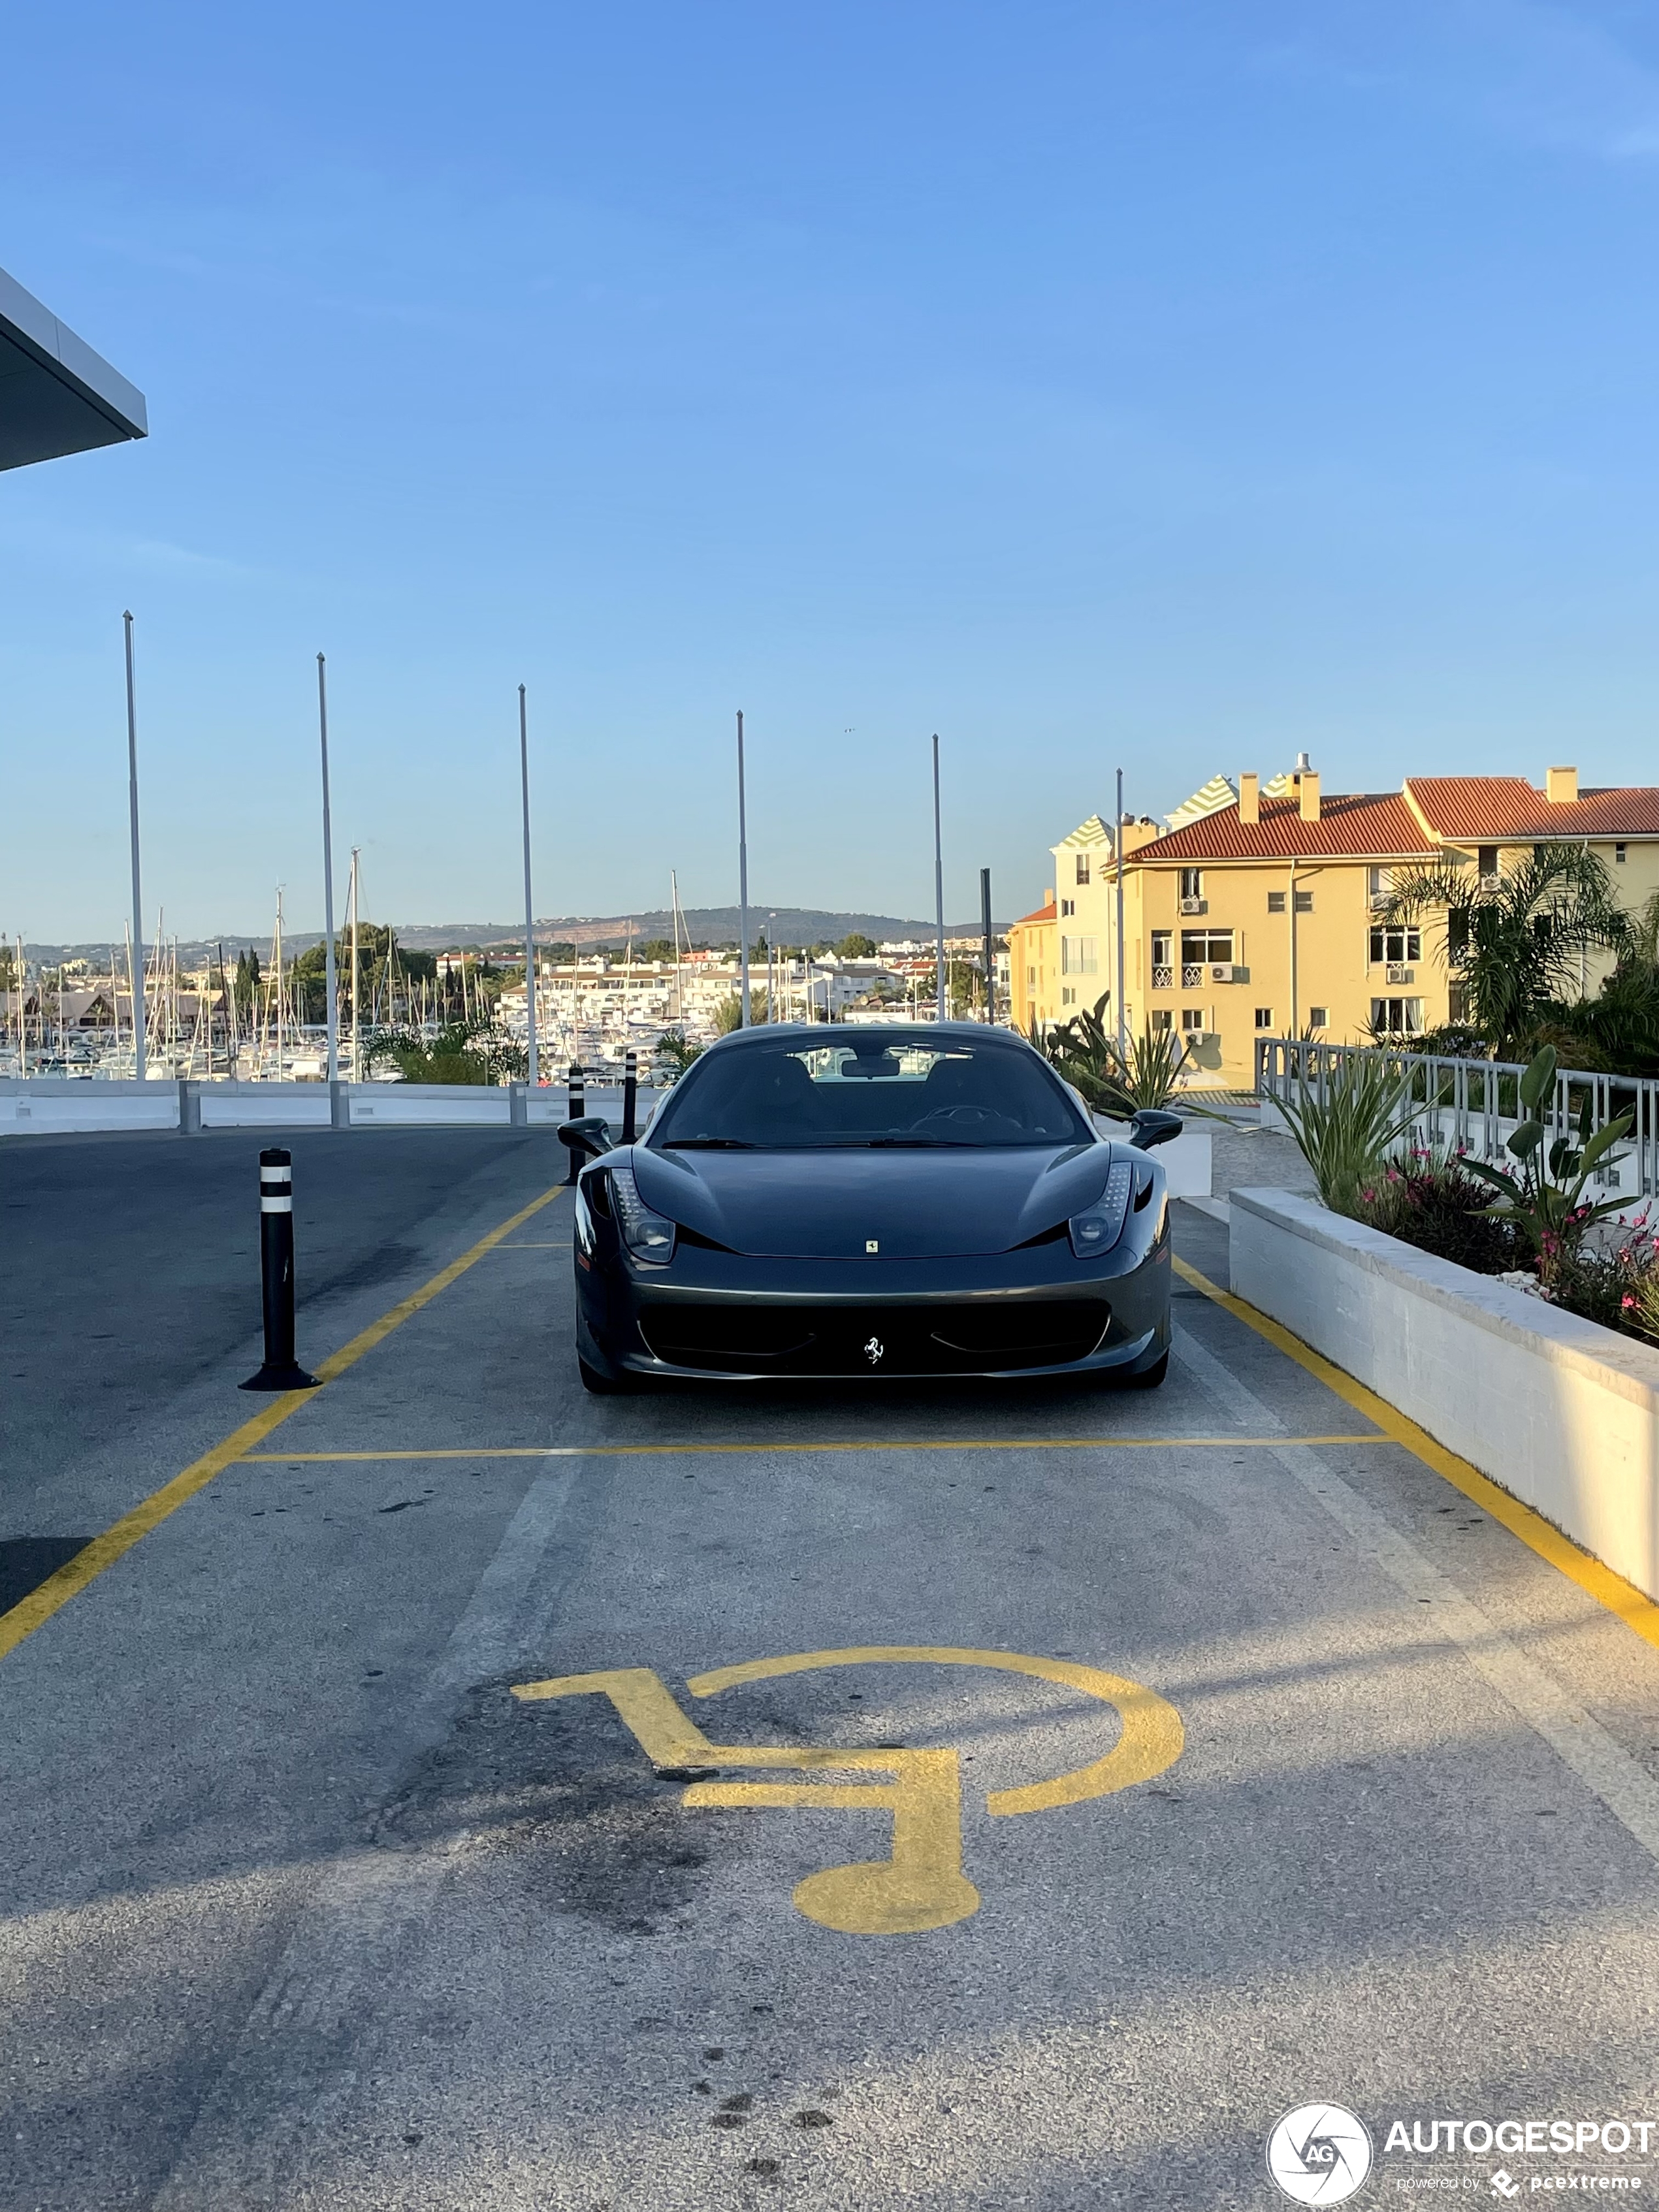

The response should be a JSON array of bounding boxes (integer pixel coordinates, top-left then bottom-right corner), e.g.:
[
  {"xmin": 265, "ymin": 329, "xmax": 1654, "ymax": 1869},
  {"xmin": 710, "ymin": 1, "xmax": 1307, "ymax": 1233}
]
[{"xmin": 558, "ymin": 1022, "xmax": 1179, "ymax": 1392}]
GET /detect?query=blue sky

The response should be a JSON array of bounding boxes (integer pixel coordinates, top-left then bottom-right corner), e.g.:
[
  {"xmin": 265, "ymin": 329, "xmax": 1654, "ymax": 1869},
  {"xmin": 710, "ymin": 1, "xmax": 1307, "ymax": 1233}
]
[{"xmin": 4, "ymin": 1, "xmax": 1658, "ymax": 941}]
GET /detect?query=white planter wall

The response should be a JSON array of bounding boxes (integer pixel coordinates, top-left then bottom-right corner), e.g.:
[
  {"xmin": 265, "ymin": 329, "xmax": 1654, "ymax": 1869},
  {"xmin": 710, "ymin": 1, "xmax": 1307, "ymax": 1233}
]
[
  {"xmin": 1231, "ymin": 1187, "xmax": 1659, "ymax": 1602},
  {"xmin": 1093, "ymin": 1117, "xmax": 1211, "ymax": 1198}
]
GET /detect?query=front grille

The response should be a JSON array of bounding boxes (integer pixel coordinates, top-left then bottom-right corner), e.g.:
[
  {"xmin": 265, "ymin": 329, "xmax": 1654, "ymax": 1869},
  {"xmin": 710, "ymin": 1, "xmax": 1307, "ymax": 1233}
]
[{"xmin": 637, "ymin": 1300, "xmax": 1111, "ymax": 1376}]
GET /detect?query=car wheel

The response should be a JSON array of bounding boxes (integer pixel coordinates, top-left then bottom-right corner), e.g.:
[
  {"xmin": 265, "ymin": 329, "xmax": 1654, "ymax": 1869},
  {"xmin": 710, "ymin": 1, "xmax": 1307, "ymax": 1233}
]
[
  {"xmin": 578, "ymin": 1353, "xmax": 634, "ymax": 1395},
  {"xmin": 1120, "ymin": 1350, "xmax": 1169, "ymax": 1390}
]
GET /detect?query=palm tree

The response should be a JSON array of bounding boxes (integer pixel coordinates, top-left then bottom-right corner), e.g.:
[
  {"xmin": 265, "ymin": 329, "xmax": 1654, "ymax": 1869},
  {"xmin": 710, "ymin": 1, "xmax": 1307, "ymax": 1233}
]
[{"xmin": 1385, "ymin": 846, "xmax": 1628, "ymax": 1059}]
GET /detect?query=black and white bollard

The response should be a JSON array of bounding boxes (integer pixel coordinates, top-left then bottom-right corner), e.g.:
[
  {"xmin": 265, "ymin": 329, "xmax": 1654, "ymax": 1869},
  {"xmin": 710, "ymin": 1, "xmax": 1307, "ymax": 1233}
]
[
  {"xmin": 240, "ymin": 1147, "xmax": 320, "ymax": 1391},
  {"xmin": 566, "ymin": 1063, "xmax": 585, "ymax": 1183},
  {"xmin": 622, "ymin": 1048, "xmax": 637, "ymax": 1144}
]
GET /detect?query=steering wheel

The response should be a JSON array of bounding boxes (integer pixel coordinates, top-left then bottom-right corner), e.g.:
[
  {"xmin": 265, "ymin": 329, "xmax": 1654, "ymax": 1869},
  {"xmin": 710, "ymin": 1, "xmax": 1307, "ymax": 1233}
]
[{"xmin": 911, "ymin": 1103, "xmax": 1023, "ymax": 1136}]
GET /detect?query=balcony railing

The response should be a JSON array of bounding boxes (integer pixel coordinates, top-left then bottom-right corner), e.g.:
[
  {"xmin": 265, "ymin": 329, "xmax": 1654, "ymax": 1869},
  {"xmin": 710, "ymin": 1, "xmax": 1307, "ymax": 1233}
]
[
  {"xmin": 1182, "ymin": 964, "xmax": 1204, "ymax": 988},
  {"xmin": 1151, "ymin": 965, "xmax": 1173, "ymax": 990},
  {"xmin": 1255, "ymin": 1036, "xmax": 1659, "ymax": 1200}
]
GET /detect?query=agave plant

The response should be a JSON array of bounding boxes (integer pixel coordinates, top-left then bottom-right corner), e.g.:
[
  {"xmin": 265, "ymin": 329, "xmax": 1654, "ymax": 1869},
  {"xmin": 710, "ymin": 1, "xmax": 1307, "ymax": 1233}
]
[
  {"xmin": 1039, "ymin": 991, "xmax": 1187, "ymax": 1117},
  {"xmin": 1459, "ymin": 1044, "xmax": 1633, "ymax": 1272},
  {"xmin": 1272, "ymin": 1053, "xmax": 1421, "ymax": 1217}
]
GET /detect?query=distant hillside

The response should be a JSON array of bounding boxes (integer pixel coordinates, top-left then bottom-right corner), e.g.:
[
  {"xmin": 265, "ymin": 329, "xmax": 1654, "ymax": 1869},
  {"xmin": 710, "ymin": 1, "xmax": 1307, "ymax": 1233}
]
[
  {"xmin": 24, "ymin": 906, "xmax": 1003, "ymax": 970},
  {"xmin": 400, "ymin": 908, "xmax": 998, "ymax": 951}
]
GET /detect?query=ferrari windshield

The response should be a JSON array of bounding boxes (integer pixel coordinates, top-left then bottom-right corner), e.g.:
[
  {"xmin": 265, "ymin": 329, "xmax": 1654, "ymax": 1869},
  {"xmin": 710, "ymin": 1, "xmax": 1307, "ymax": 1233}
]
[{"xmin": 649, "ymin": 1032, "xmax": 1092, "ymax": 1150}]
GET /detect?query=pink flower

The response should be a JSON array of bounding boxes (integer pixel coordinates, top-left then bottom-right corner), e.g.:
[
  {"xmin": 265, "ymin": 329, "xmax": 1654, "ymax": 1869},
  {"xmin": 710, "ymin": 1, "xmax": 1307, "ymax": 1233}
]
[{"xmin": 1623, "ymin": 1294, "xmax": 1638, "ymax": 1310}]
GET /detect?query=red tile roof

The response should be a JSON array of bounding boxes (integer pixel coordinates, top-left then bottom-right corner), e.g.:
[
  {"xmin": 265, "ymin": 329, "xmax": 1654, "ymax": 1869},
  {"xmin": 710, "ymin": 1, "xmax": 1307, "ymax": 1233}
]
[
  {"xmin": 1137, "ymin": 792, "xmax": 1436, "ymax": 863},
  {"xmin": 1012, "ymin": 901, "xmax": 1057, "ymax": 927},
  {"xmin": 1406, "ymin": 777, "xmax": 1659, "ymax": 840}
]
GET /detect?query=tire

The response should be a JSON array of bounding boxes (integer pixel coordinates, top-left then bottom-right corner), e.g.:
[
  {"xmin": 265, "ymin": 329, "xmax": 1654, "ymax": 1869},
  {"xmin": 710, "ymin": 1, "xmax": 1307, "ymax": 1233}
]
[
  {"xmin": 1121, "ymin": 1349, "xmax": 1169, "ymax": 1390},
  {"xmin": 578, "ymin": 1353, "xmax": 634, "ymax": 1395}
]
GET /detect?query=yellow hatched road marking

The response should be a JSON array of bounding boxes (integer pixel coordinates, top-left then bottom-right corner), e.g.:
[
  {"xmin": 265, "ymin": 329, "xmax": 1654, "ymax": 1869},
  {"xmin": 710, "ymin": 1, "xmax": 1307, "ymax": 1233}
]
[
  {"xmin": 239, "ymin": 1433, "xmax": 1388, "ymax": 1462},
  {"xmin": 0, "ymin": 1185, "xmax": 566, "ymax": 1665},
  {"xmin": 1173, "ymin": 1252, "xmax": 1659, "ymax": 1655}
]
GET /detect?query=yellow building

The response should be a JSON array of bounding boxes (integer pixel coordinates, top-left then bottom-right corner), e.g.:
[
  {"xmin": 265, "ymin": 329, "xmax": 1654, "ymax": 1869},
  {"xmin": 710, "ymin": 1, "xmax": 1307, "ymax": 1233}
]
[{"xmin": 1018, "ymin": 763, "xmax": 1659, "ymax": 1085}]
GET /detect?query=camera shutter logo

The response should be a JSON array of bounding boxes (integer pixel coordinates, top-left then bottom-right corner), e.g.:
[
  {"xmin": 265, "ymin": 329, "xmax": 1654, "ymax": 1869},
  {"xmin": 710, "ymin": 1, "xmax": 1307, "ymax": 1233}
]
[{"xmin": 1265, "ymin": 2104, "xmax": 1374, "ymax": 2204}]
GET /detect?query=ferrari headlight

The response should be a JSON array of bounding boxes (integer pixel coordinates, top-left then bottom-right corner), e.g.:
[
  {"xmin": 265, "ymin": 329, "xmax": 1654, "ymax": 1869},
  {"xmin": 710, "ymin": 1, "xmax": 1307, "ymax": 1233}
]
[
  {"xmin": 1069, "ymin": 1160, "xmax": 1134, "ymax": 1258},
  {"xmin": 609, "ymin": 1163, "xmax": 676, "ymax": 1265}
]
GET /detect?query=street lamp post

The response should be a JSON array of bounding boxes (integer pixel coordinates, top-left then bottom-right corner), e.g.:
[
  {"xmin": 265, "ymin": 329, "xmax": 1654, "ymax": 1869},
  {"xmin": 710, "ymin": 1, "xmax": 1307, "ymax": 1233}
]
[
  {"xmin": 123, "ymin": 612, "xmax": 146, "ymax": 1081},
  {"xmin": 932, "ymin": 733, "xmax": 946, "ymax": 1023},
  {"xmin": 317, "ymin": 654, "xmax": 340, "ymax": 1084},
  {"xmin": 737, "ymin": 709, "xmax": 752, "ymax": 1026},
  {"xmin": 1114, "ymin": 766, "xmax": 1127, "ymax": 1056},
  {"xmin": 519, "ymin": 684, "xmax": 538, "ymax": 1088}
]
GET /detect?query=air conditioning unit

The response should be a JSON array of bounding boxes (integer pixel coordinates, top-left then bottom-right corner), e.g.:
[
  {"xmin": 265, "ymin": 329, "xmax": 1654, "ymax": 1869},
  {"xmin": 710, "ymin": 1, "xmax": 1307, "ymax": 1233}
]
[
  {"xmin": 1368, "ymin": 893, "xmax": 1390, "ymax": 912},
  {"xmin": 1479, "ymin": 872, "xmax": 1502, "ymax": 892},
  {"xmin": 1210, "ymin": 963, "xmax": 1241, "ymax": 983},
  {"xmin": 1386, "ymin": 964, "xmax": 1413, "ymax": 985},
  {"xmin": 1180, "ymin": 896, "xmax": 1206, "ymax": 915}
]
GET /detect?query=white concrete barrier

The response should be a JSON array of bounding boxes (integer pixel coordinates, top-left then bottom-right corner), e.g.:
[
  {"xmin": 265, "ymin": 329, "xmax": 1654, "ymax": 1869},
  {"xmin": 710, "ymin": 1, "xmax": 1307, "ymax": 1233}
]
[
  {"xmin": 1230, "ymin": 1187, "xmax": 1659, "ymax": 1603},
  {"xmin": 0, "ymin": 1079, "xmax": 660, "ymax": 1137},
  {"xmin": 1093, "ymin": 1117, "xmax": 1211, "ymax": 1198},
  {"xmin": 0, "ymin": 1079, "xmax": 180, "ymax": 1134}
]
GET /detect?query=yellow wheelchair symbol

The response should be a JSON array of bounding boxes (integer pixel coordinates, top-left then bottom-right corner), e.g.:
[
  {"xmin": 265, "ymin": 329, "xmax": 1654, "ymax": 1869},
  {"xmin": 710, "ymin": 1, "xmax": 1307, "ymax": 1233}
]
[{"xmin": 512, "ymin": 1643, "xmax": 1183, "ymax": 1935}]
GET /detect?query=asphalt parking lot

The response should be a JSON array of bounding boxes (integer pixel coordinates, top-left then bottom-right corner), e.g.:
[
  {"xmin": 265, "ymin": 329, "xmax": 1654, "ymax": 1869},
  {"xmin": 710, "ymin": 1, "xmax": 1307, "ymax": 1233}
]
[{"xmin": 5, "ymin": 1129, "xmax": 1659, "ymax": 2210}]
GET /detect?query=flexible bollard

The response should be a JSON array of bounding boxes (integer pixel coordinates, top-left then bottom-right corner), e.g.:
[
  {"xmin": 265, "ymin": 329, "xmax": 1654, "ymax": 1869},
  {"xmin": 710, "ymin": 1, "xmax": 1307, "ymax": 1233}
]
[
  {"xmin": 622, "ymin": 1048, "xmax": 637, "ymax": 1143},
  {"xmin": 239, "ymin": 1146, "xmax": 320, "ymax": 1391},
  {"xmin": 566, "ymin": 1063, "xmax": 585, "ymax": 1183}
]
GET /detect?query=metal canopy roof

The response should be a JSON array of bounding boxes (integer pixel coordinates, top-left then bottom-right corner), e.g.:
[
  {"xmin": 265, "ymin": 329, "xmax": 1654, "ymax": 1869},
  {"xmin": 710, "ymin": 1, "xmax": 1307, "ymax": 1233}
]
[{"xmin": 0, "ymin": 264, "xmax": 148, "ymax": 472}]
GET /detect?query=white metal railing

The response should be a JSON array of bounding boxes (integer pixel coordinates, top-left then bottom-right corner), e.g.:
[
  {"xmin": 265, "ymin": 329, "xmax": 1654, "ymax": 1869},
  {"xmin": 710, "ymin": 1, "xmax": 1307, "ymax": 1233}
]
[
  {"xmin": 1255, "ymin": 1037, "xmax": 1659, "ymax": 1201},
  {"xmin": 1181, "ymin": 964, "xmax": 1204, "ymax": 988},
  {"xmin": 1152, "ymin": 965, "xmax": 1173, "ymax": 991}
]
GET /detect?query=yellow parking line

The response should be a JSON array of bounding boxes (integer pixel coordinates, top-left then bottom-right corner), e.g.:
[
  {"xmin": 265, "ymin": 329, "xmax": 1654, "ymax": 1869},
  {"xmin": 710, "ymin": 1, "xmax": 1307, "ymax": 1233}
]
[
  {"xmin": 0, "ymin": 1185, "xmax": 566, "ymax": 1665},
  {"xmin": 1173, "ymin": 1252, "xmax": 1659, "ymax": 1655},
  {"xmin": 240, "ymin": 1434, "xmax": 1389, "ymax": 1462}
]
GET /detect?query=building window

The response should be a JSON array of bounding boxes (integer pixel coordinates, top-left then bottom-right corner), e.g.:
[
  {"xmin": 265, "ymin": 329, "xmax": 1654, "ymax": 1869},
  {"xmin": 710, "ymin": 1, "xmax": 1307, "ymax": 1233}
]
[
  {"xmin": 1060, "ymin": 936, "xmax": 1097, "ymax": 975},
  {"xmin": 1059, "ymin": 898, "xmax": 1075, "ymax": 917},
  {"xmin": 1617, "ymin": 843, "xmax": 1628, "ymax": 865},
  {"xmin": 1179, "ymin": 868, "xmax": 1203, "ymax": 900},
  {"xmin": 1477, "ymin": 844, "xmax": 1498, "ymax": 880},
  {"xmin": 1293, "ymin": 890, "xmax": 1313, "ymax": 913},
  {"xmin": 1267, "ymin": 890, "xmax": 1286, "ymax": 914},
  {"xmin": 1368, "ymin": 867, "xmax": 1393, "ymax": 897},
  {"xmin": 1181, "ymin": 929, "xmax": 1234, "ymax": 968},
  {"xmin": 1370, "ymin": 997, "xmax": 1423, "ymax": 1035},
  {"xmin": 1150, "ymin": 1009, "xmax": 1172, "ymax": 1033},
  {"xmin": 1025, "ymin": 966, "xmax": 1036, "ymax": 989},
  {"xmin": 1254, "ymin": 1007, "xmax": 1273, "ymax": 1029},
  {"xmin": 1075, "ymin": 853, "xmax": 1091, "ymax": 885},
  {"xmin": 1061, "ymin": 987, "xmax": 1076, "ymax": 1006},
  {"xmin": 1368, "ymin": 926, "xmax": 1421, "ymax": 964},
  {"xmin": 1180, "ymin": 1008, "xmax": 1206, "ymax": 1033},
  {"xmin": 1150, "ymin": 929, "xmax": 1172, "ymax": 989},
  {"xmin": 1308, "ymin": 1006, "xmax": 1328, "ymax": 1029}
]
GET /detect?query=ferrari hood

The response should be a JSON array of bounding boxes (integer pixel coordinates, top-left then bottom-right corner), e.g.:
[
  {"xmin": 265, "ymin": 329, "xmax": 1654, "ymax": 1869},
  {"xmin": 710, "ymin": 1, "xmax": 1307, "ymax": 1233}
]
[{"xmin": 631, "ymin": 1142, "xmax": 1116, "ymax": 1260}]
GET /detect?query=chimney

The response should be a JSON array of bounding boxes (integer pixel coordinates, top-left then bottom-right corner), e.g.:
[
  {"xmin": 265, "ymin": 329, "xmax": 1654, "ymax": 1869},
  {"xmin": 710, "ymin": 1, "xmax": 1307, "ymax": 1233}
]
[
  {"xmin": 1299, "ymin": 770, "xmax": 1321, "ymax": 823},
  {"xmin": 1044, "ymin": 887, "xmax": 1054, "ymax": 907},
  {"xmin": 1238, "ymin": 772, "xmax": 1259, "ymax": 825},
  {"xmin": 1546, "ymin": 765, "xmax": 1578, "ymax": 805}
]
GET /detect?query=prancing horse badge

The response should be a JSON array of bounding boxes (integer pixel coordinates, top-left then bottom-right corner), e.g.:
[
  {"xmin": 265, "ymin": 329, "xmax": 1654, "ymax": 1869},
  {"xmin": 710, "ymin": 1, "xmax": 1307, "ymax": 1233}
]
[{"xmin": 863, "ymin": 1336, "xmax": 885, "ymax": 1365}]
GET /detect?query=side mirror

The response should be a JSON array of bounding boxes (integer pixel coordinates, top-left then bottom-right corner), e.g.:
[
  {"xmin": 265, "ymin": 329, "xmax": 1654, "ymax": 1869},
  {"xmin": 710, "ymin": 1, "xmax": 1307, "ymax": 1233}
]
[
  {"xmin": 558, "ymin": 1116, "xmax": 615, "ymax": 1162},
  {"xmin": 1128, "ymin": 1108, "xmax": 1183, "ymax": 1152}
]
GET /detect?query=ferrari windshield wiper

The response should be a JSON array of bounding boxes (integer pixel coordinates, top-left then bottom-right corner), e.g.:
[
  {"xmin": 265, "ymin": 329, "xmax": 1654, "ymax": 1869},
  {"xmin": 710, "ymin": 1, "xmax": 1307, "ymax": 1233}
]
[
  {"xmin": 862, "ymin": 1136, "xmax": 978, "ymax": 1147},
  {"xmin": 662, "ymin": 1138, "xmax": 756, "ymax": 1149}
]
